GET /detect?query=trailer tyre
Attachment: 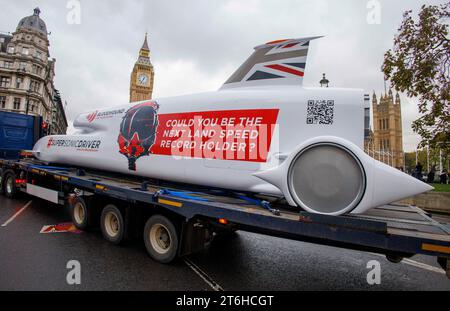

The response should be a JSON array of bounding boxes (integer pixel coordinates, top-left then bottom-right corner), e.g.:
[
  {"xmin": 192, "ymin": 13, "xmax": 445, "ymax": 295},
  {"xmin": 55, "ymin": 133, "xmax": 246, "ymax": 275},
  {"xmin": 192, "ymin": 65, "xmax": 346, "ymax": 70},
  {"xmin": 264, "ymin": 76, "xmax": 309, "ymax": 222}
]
[
  {"xmin": 100, "ymin": 204, "xmax": 125, "ymax": 245},
  {"xmin": 144, "ymin": 215, "xmax": 179, "ymax": 264},
  {"xmin": 386, "ymin": 254, "xmax": 404, "ymax": 264},
  {"xmin": 70, "ymin": 197, "xmax": 91, "ymax": 231},
  {"xmin": 3, "ymin": 172, "xmax": 17, "ymax": 199}
]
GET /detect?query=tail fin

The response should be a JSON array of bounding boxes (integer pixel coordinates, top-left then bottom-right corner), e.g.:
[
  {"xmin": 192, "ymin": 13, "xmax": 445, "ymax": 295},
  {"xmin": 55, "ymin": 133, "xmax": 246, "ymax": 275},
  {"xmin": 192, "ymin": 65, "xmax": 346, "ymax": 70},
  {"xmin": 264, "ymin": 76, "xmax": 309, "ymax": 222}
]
[{"xmin": 220, "ymin": 36, "xmax": 322, "ymax": 90}]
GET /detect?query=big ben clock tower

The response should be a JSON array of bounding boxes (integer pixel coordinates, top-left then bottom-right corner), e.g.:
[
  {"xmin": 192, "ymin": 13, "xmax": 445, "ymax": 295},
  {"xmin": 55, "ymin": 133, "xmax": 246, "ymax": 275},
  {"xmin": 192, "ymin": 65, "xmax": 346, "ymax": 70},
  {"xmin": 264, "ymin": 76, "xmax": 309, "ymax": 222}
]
[{"xmin": 130, "ymin": 33, "xmax": 154, "ymax": 102}]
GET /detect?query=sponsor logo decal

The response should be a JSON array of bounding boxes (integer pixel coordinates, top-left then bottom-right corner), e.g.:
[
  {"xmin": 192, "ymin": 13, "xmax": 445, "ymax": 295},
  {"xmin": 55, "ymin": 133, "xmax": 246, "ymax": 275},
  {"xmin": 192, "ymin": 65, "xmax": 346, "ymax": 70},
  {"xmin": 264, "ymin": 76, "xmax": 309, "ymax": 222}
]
[
  {"xmin": 117, "ymin": 102, "xmax": 279, "ymax": 171},
  {"xmin": 86, "ymin": 111, "xmax": 98, "ymax": 123},
  {"xmin": 86, "ymin": 109, "xmax": 125, "ymax": 123},
  {"xmin": 47, "ymin": 138, "xmax": 101, "ymax": 151},
  {"xmin": 47, "ymin": 137, "xmax": 53, "ymax": 148}
]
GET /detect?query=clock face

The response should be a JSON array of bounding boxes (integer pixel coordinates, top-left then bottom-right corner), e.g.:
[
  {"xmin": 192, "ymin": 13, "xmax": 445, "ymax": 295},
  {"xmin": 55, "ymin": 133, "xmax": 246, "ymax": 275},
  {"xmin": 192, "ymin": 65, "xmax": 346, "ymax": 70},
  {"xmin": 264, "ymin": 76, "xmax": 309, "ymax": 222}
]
[{"xmin": 138, "ymin": 74, "xmax": 149, "ymax": 85}]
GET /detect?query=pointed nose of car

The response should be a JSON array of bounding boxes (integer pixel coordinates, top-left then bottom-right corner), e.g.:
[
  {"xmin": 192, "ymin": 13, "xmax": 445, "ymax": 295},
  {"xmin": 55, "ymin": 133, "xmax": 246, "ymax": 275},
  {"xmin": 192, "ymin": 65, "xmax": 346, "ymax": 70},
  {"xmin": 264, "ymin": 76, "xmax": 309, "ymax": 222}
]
[{"xmin": 369, "ymin": 160, "xmax": 434, "ymax": 209}]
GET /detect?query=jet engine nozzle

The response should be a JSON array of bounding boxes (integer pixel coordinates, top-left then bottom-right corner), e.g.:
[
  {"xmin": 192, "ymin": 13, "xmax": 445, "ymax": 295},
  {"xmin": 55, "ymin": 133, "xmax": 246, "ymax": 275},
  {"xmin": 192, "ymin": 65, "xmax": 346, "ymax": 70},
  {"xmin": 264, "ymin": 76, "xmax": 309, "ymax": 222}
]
[
  {"xmin": 287, "ymin": 143, "xmax": 366, "ymax": 215},
  {"xmin": 254, "ymin": 136, "xmax": 433, "ymax": 216}
]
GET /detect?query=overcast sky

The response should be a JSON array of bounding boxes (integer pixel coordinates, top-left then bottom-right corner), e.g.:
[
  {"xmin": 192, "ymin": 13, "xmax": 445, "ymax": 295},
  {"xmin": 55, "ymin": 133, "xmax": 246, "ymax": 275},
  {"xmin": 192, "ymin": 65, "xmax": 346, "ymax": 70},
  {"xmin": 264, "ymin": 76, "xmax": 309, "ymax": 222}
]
[{"xmin": 1, "ymin": 0, "xmax": 446, "ymax": 151}]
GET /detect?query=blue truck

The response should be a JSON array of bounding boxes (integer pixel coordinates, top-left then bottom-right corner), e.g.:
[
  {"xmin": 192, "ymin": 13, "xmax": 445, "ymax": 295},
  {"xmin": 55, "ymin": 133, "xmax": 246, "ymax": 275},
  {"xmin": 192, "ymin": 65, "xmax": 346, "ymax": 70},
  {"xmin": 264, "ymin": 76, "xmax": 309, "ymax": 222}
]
[{"xmin": 0, "ymin": 111, "xmax": 44, "ymax": 159}]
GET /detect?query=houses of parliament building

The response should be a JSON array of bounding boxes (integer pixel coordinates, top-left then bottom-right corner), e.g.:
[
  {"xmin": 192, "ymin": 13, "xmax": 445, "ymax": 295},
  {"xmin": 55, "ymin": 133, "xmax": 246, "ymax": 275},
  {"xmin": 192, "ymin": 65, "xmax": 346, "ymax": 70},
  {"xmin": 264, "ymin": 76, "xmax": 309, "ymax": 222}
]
[{"xmin": 365, "ymin": 88, "xmax": 404, "ymax": 169}]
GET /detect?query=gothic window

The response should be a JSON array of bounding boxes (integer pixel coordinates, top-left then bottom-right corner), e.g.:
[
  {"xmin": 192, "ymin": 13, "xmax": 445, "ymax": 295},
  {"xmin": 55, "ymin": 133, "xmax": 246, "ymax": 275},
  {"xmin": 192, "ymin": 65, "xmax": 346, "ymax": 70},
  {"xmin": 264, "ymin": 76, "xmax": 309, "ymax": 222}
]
[
  {"xmin": 7, "ymin": 46, "xmax": 14, "ymax": 54},
  {"xmin": 22, "ymin": 47, "xmax": 29, "ymax": 55}
]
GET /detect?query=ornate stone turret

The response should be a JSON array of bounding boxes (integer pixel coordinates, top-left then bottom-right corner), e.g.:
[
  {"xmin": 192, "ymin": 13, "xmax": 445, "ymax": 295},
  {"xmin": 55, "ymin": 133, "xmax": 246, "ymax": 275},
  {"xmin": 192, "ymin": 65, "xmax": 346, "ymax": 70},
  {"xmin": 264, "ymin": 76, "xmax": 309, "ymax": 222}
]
[
  {"xmin": 16, "ymin": 7, "xmax": 48, "ymax": 38},
  {"xmin": 368, "ymin": 85, "xmax": 404, "ymax": 169},
  {"xmin": 395, "ymin": 92, "xmax": 401, "ymax": 105}
]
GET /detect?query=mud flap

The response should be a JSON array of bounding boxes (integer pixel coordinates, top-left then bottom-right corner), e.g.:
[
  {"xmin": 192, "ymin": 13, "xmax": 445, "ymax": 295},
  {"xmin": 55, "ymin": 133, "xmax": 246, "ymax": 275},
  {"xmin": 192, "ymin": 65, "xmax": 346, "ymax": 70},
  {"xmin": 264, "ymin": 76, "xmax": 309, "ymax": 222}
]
[{"xmin": 178, "ymin": 220, "xmax": 211, "ymax": 257}]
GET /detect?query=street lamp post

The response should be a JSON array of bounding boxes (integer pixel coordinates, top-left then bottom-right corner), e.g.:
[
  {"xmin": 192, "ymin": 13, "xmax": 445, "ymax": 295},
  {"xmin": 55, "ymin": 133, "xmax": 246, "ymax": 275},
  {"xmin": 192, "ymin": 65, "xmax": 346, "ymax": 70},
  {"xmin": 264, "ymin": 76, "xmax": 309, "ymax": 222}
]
[
  {"xmin": 319, "ymin": 73, "xmax": 329, "ymax": 88},
  {"xmin": 25, "ymin": 89, "xmax": 31, "ymax": 115}
]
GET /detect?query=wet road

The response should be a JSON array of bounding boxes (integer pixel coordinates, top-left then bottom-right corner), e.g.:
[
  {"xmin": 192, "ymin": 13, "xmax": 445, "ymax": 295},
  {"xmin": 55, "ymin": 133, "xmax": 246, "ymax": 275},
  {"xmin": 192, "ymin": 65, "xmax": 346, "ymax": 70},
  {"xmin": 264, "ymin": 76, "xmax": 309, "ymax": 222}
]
[{"xmin": 0, "ymin": 195, "xmax": 449, "ymax": 291}]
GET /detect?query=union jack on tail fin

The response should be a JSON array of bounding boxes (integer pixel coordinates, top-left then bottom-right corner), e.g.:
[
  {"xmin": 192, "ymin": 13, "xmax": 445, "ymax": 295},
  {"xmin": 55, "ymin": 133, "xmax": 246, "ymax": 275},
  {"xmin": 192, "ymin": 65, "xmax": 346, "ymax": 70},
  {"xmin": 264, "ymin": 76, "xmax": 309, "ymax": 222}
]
[{"xmin": 220, "ymin": 36, "xmax": 322, "ymax": 90}]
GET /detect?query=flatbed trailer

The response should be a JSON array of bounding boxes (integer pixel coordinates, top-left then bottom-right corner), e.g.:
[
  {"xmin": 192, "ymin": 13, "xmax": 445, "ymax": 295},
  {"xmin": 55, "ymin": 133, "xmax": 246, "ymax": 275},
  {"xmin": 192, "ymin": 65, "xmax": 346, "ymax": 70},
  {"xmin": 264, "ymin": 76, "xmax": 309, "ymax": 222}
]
[{"xmin": 1, "ymin": 157, "xmax": 450, "ymax": 276}]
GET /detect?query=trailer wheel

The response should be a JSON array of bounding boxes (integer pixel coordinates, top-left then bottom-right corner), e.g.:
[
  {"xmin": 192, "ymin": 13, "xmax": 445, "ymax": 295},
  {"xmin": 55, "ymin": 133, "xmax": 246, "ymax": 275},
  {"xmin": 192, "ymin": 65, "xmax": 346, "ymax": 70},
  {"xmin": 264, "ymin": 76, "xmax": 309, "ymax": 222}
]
[
  {"xmin": 70, "ymin": 197, "xmax": 91, "ymax": 231},
  {"xmin": 100, "ymin": 204, "xmax": 125, "ymax": 245},
  {"xmin": 3, "ymin": 172, "xmax": 18, "ymax": 199},
  {"xmin": 144, "ymin": 215, "xmax": 179, "ymax": 264},
  {"xmin": 386, "ymin": 254, "xmax": 404, "ymax": 264}
]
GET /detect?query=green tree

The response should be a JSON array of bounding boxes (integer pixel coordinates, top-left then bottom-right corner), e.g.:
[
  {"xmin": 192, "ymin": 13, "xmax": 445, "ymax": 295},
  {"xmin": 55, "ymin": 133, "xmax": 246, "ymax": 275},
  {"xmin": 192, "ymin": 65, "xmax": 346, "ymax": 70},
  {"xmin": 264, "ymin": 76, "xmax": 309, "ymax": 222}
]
[{"xmin": 382, "ymin": 3, "xmax": 449, "ymax": 150}]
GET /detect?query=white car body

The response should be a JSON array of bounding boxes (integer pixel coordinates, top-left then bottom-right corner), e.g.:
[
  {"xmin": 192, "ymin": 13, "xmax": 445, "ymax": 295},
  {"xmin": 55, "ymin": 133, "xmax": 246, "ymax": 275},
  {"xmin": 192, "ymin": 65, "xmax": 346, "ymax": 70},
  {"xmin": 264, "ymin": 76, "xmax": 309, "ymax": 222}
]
[{"xmin": 33, "ymin": 37, "xmax": 432, "ymax": 215}]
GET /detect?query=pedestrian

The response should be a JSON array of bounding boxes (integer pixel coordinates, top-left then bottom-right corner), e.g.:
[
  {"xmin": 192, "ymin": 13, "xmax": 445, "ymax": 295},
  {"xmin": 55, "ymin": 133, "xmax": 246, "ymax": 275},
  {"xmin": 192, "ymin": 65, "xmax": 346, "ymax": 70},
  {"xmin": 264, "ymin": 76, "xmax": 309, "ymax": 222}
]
[
  {"xmin": 427, "ymin": 165, "xmax": 436, "ymax": 183},
  {"xmin": 440, "ymin": 169, "xmax": 448, "ymax": 184},
  {"xmin": 415, "ymin": 162, "xmax": 423, "ymax": 181}
]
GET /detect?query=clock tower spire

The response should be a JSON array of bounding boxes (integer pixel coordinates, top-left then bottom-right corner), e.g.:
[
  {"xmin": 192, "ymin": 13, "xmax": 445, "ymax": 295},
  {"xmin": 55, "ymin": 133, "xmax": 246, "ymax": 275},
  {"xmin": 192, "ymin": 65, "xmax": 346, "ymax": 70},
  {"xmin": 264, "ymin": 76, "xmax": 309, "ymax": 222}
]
[{"xmin": 130, "ymin": 33, "xmax": 154, "ymax": 102}]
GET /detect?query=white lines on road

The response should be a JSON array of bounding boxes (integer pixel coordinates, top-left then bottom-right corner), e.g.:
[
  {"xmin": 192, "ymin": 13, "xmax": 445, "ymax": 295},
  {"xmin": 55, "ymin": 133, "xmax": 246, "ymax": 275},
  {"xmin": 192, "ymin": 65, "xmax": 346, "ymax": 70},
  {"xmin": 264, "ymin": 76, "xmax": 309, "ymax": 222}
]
[
  {"xmin": 371, "ymin": 253, "xmax": 445, "ymax": 274},
  {"xmin": 1, "ymin": 200, "xmax": 32, "ymax": 227},
  {"xmin": 401, "ymin": 258, "xmax": 445, "ymax": 274},
  {"xmin": 184, "ymin": 258, "xmax": 224, "ymax": 291}
]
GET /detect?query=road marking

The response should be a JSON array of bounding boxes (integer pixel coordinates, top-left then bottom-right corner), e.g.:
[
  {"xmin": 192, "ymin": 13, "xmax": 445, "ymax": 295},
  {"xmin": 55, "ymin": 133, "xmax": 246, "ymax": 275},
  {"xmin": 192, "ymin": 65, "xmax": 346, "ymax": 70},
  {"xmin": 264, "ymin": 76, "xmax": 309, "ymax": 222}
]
[
  {"xmin": 1, "ymin": 200, "xmax": 32, "ymax": 227},
  {"xmin": 401, "ymin": 258, "xmax": 445, "ymax": 274},
  {"xmin": 371, "ymin": 253, "xmax": 445, "ymax": 274},
  {"xmin": 184, "ymin": 258, "xmax": 224, "ymax": 291}
]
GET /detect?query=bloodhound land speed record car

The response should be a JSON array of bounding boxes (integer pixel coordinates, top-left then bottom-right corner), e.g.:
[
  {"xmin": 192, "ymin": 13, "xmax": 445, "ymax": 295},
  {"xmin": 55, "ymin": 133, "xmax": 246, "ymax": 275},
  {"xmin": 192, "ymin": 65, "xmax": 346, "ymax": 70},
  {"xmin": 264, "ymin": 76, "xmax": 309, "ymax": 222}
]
[{"xmin": 33, "ymin": 37, "xmax": 432, "ymax": 216}]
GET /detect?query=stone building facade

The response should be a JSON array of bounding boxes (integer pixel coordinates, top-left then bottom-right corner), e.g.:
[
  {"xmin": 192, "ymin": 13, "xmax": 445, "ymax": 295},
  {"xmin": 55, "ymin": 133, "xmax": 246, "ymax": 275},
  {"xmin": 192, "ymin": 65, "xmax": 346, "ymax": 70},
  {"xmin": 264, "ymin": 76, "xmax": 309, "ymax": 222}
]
[
  {"xmin": 0, "ymin": 8, "xmax": 67, "ymax": 134},
  {"xmin": 365, "ymin": 89, "xmax": 404, "ymax": 169}
]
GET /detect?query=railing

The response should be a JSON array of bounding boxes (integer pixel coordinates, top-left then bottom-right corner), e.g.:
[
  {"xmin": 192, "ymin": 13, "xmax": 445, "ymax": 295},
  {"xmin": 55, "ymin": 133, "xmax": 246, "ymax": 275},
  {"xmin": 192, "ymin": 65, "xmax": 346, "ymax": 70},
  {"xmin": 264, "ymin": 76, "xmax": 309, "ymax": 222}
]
[{"xmin": 364, "ymin": 144, "xmax": 405, "ymax": 170}]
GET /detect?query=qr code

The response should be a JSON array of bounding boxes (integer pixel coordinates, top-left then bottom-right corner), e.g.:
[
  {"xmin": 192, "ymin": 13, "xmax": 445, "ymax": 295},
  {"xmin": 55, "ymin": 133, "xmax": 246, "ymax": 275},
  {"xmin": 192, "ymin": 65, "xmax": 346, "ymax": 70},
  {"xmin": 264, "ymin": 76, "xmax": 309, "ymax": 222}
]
[{"xmin": 306, "ymin": 100, "xmax": 335, "ymax": 125}]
